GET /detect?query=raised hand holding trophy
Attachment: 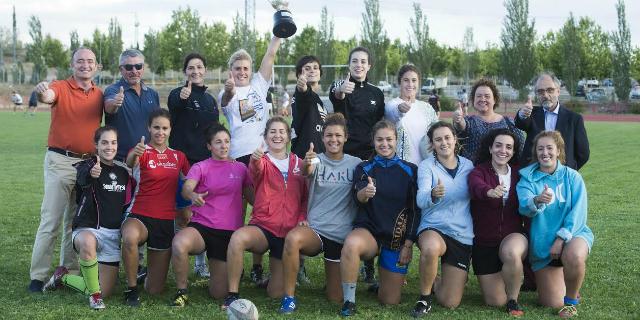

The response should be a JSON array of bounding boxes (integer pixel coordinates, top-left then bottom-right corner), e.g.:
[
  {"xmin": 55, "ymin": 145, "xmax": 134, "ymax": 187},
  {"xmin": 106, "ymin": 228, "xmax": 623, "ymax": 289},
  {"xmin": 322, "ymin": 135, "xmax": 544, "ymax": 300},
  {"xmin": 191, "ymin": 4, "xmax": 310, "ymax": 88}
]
[{"xmin": 270, "ymin": 0, "xmax": 297, "ymax": 38}]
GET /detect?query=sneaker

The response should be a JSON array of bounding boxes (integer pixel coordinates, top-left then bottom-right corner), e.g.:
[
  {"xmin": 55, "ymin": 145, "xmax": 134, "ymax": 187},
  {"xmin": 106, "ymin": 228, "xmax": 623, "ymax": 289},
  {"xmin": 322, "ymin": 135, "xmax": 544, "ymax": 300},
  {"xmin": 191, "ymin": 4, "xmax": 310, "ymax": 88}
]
[
  {"xmin": 506, "ymin": 299, "xmax": 524, "ymax": 317},
  {"xmin": 28, "ymin": 279, "xmax": 44, "ymax": 293},
  {"xmin": 296, "ymin": 265, "xmax": 311, "ymax": 285},
  {"xmin": 340, "ymin": 301, "xmax": 356, "ymax": 317},
  {"xmin": 89, "ymin": 292, "xmax": 106, "ymax": 310},
  {"xmin": 558, "ymin": 305, "xmax": 578, "ymax": 318},
  {"xmin": 136, "ymin": 266, "xmax": 147, "ymax": 285},
  {"xmin": 279, "ymin": 296, "xmax": 297, "ymax": 314},
  {"xmin": 124, "ymin": 288, "xmax": 140, "ymax": 307},
  {"xmin": 42, "ymin": 266, "xmax": 69, "ymax": 292},
  {"xmin": 250, "ymin": 265, "xmax": 263, "ymax": 284},
  {"xmin": 170, "ymin": 290, "xmax": 188, "ymax": 307},
  {"xmin": 194, "ymin": 264, "xmax": 210, "ymax": 279},
  {"xmin": 410, "ymin": 299, "xmax": 432, "ymax": 318},
  {"xmin": 221, "ymin": 293, "xmax": 239, "ymax": 310}
]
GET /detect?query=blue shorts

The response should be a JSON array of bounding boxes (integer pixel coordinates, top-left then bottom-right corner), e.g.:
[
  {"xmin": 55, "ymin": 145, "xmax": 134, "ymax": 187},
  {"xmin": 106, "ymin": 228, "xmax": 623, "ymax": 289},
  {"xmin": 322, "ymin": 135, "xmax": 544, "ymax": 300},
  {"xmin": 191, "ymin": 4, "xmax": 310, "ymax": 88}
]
[
  {"xmin": 175, "ymin": 179, "xmax": 192, "ymax": 209},
  {"xmin": 378, "ymin": 247, "xmax": 409, "ymax": 275}
]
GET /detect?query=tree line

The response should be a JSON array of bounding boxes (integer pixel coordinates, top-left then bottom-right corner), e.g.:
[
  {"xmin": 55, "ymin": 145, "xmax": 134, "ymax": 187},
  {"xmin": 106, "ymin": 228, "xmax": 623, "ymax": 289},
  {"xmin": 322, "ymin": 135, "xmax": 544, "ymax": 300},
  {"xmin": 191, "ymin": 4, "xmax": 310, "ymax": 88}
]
[{"xmin": 1, "ymin": 0, "xmax": 638, "ymax": 100}]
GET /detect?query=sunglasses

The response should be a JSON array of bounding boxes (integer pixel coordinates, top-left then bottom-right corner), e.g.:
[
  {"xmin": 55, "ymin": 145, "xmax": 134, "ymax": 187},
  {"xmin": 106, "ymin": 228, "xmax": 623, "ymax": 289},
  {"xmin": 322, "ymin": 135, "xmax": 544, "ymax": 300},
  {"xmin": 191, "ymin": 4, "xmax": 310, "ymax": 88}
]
[{"xmin": 121, "ymin": 63, "xmax": 143, "ymax": 71}]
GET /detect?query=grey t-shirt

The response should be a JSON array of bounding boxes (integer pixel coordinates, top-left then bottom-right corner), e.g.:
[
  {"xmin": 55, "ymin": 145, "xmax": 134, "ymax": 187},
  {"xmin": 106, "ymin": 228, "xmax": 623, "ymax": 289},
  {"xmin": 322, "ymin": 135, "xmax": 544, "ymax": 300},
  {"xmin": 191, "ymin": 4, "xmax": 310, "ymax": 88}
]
[{"xmin": 307, "ymin": 153, "xmax": 362, "ymax": 243}]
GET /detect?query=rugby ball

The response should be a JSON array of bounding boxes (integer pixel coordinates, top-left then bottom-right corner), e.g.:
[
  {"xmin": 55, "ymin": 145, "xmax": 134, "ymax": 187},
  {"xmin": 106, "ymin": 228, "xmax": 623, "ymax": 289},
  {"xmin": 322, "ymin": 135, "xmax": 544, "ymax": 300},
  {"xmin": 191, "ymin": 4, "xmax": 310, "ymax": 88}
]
[{"xmin": 227, "ymin": 299, "xmax": 259, "ymax": 320}]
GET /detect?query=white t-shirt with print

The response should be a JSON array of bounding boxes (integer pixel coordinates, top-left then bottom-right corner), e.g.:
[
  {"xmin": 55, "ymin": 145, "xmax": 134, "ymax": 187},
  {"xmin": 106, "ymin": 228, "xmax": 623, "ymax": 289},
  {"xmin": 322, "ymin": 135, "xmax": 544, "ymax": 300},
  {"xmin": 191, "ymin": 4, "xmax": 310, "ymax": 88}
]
[
  {"xmin": 267, "ymin": 153, "xmax": 290, "ymax": 181},
  {"xmin": 220, "ymin": 73, "xmax": 271, "ymax": 159}
]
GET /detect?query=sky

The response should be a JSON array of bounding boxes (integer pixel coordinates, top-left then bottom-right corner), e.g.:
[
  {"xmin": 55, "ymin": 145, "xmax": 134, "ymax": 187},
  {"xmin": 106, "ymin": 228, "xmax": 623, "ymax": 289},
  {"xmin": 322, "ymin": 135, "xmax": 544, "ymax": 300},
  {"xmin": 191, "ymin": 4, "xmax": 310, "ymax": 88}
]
[{"xmin": 1, "ymin": 0, "xmax": 639, "ymax": 50}]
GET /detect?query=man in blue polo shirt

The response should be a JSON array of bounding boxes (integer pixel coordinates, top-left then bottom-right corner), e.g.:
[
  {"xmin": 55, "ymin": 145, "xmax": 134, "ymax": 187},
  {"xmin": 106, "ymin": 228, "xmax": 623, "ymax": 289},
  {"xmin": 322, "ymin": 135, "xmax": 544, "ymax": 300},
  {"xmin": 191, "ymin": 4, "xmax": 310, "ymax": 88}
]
[{"xmin": 104, "ymin": 49, "xmax": 160, "ymax": 163}]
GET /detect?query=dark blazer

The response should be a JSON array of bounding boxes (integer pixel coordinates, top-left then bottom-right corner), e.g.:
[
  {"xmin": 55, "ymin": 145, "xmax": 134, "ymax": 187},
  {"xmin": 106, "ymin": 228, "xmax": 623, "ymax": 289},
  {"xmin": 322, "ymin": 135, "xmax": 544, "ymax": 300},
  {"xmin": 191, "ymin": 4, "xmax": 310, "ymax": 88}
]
[{"xmin": 515, "ymin": 105, "xmax": 590, "ymax": 170}]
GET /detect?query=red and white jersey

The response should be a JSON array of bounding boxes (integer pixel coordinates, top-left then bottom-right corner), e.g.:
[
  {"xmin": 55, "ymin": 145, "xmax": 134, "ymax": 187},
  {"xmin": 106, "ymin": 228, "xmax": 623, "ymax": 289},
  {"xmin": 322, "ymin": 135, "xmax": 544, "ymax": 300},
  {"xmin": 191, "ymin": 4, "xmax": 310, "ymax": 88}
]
[{"xmin": 130, "ymin": 145, "xmax": 190, "ymax": 220}]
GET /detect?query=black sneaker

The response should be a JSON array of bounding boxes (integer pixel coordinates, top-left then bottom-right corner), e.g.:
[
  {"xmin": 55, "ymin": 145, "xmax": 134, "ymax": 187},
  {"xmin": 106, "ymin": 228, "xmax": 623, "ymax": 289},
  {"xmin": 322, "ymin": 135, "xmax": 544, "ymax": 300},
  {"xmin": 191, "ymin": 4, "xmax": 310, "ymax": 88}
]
[
  {"xmin": 340, "ymin": 301, "xmax": 356, "ymax": 317},
  {"xmin": 506, "ymin": 299, "xmax": 524, "ymax": 317},
  {"xmin": 411, "ymin": 299, "xmax": 432, "ymax": 318},
  {"xmin": 136, "ymin": 266, "xmax": 147, "ymax": 285},
  {"xmin": 250, "ymin": 265, "xmax": 263, "ymax": 284},
  {"xmin": 170, "ymin": 290, "xmax": 188, "ymax": 307},
  {"xmin": 28, "ymin": 279, "xmax": 44, "ymax": 293},
  {"xmin": 124, "ymin": 288, "xmax": 140, "ymax": 307},
  {"xmin": 221, "ymin": 293, "xmax": 239, "ymax": 310}
]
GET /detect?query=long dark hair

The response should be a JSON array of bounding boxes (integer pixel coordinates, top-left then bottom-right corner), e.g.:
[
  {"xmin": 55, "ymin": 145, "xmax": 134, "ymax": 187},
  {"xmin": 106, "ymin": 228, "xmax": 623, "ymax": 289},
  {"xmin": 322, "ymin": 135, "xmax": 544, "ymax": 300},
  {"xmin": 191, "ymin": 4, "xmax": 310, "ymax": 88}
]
[{"xmin": 475, "ymin": 128, "xmax": 521, "ymax": 165}]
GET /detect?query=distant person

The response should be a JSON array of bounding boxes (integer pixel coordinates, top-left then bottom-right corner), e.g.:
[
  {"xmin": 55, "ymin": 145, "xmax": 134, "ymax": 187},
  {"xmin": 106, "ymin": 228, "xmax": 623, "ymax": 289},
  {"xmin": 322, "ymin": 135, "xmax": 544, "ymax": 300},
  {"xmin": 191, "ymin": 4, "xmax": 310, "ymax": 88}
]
[
  {"xmin": 11, "ymin": 90, "xmax": 23, "ymax": 112},
  {"xmin": 27, "ymin": 90, "xmax": 38, "ymax": 116},
  {"xmin": 29, "ymin": 47, "xmax": 104, "ymax": 293},
  {"xmin": 104, "ymin": 49, "xmax": 160, "ymax": 165},
  {"xmin": 516, "ymin": 130, "xmax": 593, "ymax": 318},
  {"xmin": 384, "ymin": 64, "xmax": 438, "ymax": 165},
  {"xmin": 457, "ymin": 88, "xmax": 468, "ymax": 108},
  {"xmin": 428, "ymin": 89, "xmax": 441, "ymax": 118},
  {"xmin": 515, "ymin": 72, "xmax": 590, "ymax": 170},
  {"xmin": 279, "ymin": 87, "xmax": 290, "ymax": 117}
]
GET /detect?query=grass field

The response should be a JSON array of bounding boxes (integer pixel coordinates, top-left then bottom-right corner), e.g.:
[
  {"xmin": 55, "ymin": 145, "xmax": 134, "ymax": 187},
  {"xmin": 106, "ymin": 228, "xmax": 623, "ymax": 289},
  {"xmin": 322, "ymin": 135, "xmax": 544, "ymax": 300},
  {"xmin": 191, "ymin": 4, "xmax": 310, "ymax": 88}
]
[{"xmin": 0, "ymin": 112, "xmax": 639, "ymax": 319}]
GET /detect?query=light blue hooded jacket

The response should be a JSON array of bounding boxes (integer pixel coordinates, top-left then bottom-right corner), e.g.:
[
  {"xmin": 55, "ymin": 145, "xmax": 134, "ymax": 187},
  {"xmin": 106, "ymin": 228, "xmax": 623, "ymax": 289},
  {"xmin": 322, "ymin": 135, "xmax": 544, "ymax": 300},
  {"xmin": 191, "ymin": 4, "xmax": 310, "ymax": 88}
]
[{"xmin": 517, "ymin": 160, "xmax": 594, "ymax": 271}]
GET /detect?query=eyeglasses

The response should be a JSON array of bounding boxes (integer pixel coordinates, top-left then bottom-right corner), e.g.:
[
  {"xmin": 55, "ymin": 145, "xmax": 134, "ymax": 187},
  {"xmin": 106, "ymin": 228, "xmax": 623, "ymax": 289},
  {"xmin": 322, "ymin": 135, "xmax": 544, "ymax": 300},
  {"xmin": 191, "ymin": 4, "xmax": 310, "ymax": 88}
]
[
  {"xmin": 535, "ymin": 87, "xmax": 556, "ymax": 95},
  {"xmin": 121, "ymin": 63, "xmax": 143, "ymax": 71}
]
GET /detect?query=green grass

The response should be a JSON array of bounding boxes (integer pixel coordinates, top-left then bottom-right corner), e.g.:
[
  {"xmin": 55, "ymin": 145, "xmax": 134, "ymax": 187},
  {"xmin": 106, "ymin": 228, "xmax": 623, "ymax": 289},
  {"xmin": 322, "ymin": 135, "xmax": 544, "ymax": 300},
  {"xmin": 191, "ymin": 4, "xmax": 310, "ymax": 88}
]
[{"xmin": 0, "ymin": 112, "xmax": 639, "ymax": 319}]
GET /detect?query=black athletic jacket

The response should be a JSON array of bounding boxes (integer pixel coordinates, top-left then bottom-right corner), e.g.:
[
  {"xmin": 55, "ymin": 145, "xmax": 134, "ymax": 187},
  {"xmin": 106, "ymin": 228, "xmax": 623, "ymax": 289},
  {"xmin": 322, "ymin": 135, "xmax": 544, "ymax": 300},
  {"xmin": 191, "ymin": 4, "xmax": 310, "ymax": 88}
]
[
  {"xmin": 330, "ymin": 77, "xmax": 385, "ymax": 159},
  {"xmin": 291, "ymin": 86, "xmax": 327, "ymax": 159}
]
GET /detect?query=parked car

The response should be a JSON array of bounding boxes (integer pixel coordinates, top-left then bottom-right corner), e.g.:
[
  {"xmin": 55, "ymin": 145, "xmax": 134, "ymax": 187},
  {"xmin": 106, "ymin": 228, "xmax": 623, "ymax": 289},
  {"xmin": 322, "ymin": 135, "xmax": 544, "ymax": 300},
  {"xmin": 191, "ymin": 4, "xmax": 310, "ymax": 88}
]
[
  {"xmin": 602, "ymin": 78, "xmax": 613, "ymax": 87},
  {"xmin": 421, "ymin": 77, "xmax": 436, "ymax": 94},
  {"xmin": 586, "ymin": 78, "xmax": 599, "ymax": 88},
  {"xmin": 576, "ymin": 85, "xmax": 586, "ymax": 97},
  {"xmin": 586, "ymin": 88, "xmax": 607, "ymax": 102},
  {"xmin": 630, "ymin": 86, "xmax": 640, "ymax": 100},
  {"xmin": 377, "ymin": 81, "xmax": 392, "ymax": 94}
]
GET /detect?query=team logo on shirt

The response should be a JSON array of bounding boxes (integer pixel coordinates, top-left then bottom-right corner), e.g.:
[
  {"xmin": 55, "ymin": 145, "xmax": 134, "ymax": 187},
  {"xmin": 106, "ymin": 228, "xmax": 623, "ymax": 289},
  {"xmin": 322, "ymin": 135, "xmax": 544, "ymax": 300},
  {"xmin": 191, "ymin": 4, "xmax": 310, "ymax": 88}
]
[
  {"xmin": 547, "ymin": 183, "xmax": 566, "ymax": 204},
  {"xmin": 370, "ymin": 100, "xmax": 376, "ymax": 105},
  {"xmin": 103, "ymin": 180, "xmax": 126, "ymax": 192},
  {"xmin": 148, "ymin": 160, "xmax": 157, "ymax": 169},
  {"xmin": 109, "ymin": 172, "xmax": 117, "ymax": 180}
]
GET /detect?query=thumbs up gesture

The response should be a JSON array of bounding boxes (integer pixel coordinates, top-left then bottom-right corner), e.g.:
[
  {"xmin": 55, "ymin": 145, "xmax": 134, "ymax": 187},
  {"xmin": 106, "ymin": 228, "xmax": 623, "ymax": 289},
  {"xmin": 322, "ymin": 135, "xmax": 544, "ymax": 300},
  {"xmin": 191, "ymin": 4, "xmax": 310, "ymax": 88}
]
[
  {"xmin": 304, "ymin": 142, "xmax": 319, "ymax": 165},
  {"xmin": 398, "ymin": 100, "xmax": 412, "ymax": 113},
  {"xmin": 363, "ymin": 176, "xmax": 376, "ymax": 199},
  {"xmin": 453, "ymin": 101, "xmax": 465, "ymax": 124},
  {"xmin": 487, "ymin": 182, "xmax": 507, "ymax": 199},
  {"xmin": 133, "ymin": 136, "xmax": 146, "ymax": 157},
  {"xmin": 297, "ymin": 72, "xmax": 308, "ymax": 92},
  {"xmin": 180, "ymin": 80, "xmax": 192, "ymax": 100},
  {"xmin": 535, "ymin": 184, "xmax": 553, "ymax": 205},
  {"xmin": 339, "ymin": 72, "xmax": 355, "ymax": 95},
  {"xmin": 251, "ymin": 141, "xmax": 266, "ymax": 161},
  {"xmin": 191, "ymin": 191, "xmax": 209, "ymax": 207},
  {"xmin": 113, "ymin": 86, "xmax": 125, "ymax": 107},
  {"xmin": 35, "ymin": 81, "xmax": 50, "ymax": 95},
  {"xmin": 521, "ymin": 95, "xmax": 533, "ymax": 118},
  {"xmin": 224, "ymin": 71, "xmax": 236, "ymax": 96},
  {"xmin": 431, "ymin": 178, "xmax": 445, "ymax": 200},
  {"xmin": 90, "ymin": 158, "xmax": 102, "ymax": 178}
]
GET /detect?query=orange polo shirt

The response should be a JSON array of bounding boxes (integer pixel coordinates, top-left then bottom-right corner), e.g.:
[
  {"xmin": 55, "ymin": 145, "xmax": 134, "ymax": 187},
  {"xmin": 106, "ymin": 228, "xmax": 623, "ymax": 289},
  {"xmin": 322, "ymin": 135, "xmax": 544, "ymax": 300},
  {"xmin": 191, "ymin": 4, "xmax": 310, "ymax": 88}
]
[{"xmin": 48, "ymin": 77, "xmax": 104, "ymax": 154}]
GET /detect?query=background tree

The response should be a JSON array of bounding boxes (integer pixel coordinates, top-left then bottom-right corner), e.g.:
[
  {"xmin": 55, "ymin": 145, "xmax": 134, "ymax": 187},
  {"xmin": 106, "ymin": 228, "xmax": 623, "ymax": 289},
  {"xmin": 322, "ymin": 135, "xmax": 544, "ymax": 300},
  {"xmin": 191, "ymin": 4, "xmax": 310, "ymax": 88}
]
[
  {"xmin": 106, "ymin": 18, "xmax": 123, "ymax": 79},
  {"xmin": 500, "ymin": 0, "xmax": 536, "ymax": 98},
  {"xmin": 536, "ymin": 31, "xmax": 563, "ymax": 76},
  {"xmin": 25, "ymin": 15, "xmax": 46, "ymax": 84},
  {"xmin": 70, "ymin": 30, "xmax": 80, "ymax": 52},
  {"xmin": 577, "ymin": 17, "xmax": 611, "ymax": 79},
  {"xmin": 143, "ymin": 29, "xmax": 163, "ymax": 85},
  {"xmin": 360, "ymin": 0, "xmax": 389, "ymax": 82},
  {"xmin": 560, "ymin": 13, "xmax": 582, "ymax": 96},
  {"xmin": 158, "ymin": 7, "xmax": 202, "ymax": 72},
  {"xmin": 201, "ymin": 22, "xmax": 230, "ymax": 70},
  {"xmin": 477, "ymin": 44, "xmax": 501, "ymax": 78},
  {"xmin": 611, "ymin": 0, "xmax": 631, "ymax": 102},
  {"xmin": 630, "ymin": 48, "xmax": 640, "ymax": 82},
  {"xmin": 291, "ymin": 26, "xmax": 317, "ymax": 63},
  {"xmin": 461, "ymin": 27, "xmax": 479, "ymax": 85},
  {"xmin": 43, "ymin": 35, "xmax": 70, "ymax": 79},
  {"xmin": 316, "ymin": 6, "xmax": 336, "ymax": 90},
  {"xmin": 385, "ymin": 39, "xmax": 406, "ymax": 82},
  {"xmin": 407, "ymin": 2, "xmax": 433, "ymax": 76}
]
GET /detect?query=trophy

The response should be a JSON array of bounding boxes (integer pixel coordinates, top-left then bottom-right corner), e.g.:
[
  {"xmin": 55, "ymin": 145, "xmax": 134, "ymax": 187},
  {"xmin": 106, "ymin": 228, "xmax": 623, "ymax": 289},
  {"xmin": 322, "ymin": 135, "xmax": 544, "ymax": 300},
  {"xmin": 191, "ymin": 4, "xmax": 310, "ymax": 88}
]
[{"xmin": 270, "ymin": 0, "xmax": 297, "ymax": 38}]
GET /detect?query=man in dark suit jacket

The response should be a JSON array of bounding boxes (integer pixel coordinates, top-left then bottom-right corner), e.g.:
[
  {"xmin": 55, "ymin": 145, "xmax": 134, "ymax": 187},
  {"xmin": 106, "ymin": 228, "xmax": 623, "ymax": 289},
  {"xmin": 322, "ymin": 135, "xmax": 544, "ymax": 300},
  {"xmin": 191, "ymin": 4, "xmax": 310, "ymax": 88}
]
[{"xmin": 515, "ymin": 73, "xmax": 590, "ymax": 170}]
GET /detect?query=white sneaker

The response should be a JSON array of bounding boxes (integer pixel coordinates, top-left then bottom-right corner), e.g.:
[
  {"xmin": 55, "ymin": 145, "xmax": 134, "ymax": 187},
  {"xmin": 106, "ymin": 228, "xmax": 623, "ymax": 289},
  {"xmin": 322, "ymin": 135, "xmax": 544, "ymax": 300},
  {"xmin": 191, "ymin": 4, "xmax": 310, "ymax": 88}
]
[
  {"xmin": 194, "ymin": 265, "xmax": 210, "ymax": 279},
  {"xmin": 89, "ymin": 293, "xmax": 106, "ymax": 310}
]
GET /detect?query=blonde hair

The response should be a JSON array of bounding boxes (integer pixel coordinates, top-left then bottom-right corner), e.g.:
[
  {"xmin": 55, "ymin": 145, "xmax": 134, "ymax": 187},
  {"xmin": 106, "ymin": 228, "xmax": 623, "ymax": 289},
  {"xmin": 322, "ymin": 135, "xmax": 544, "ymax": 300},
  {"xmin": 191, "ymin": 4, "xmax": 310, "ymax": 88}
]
[
  {"xmin": 531, "ymin": 130, "xmax": 566, "ymax": 165},
  {"xmin": 228, "ymin": 49, "xmax": 253, "ymax": 69}
]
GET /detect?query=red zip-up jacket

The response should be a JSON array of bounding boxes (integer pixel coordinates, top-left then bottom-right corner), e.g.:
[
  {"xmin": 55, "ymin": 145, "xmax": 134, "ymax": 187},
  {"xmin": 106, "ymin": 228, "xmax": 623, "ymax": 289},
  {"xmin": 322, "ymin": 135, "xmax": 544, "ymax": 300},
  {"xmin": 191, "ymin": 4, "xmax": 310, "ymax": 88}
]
[
  {"xmin": 468, "ymin": 162, "xmax": 528, "ymax": 247},
  {"xmin": 248, "ymin": 153, "xmax": 308, "ymax": 238}
]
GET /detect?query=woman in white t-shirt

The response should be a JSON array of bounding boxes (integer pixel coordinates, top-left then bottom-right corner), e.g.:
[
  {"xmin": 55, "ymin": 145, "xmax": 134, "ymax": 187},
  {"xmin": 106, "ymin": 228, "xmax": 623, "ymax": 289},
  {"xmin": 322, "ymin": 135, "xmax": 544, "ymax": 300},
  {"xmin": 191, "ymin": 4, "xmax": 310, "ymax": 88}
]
[{"xmin": 385, "ymin": 64, "xmax": 438, "ymax": 165}]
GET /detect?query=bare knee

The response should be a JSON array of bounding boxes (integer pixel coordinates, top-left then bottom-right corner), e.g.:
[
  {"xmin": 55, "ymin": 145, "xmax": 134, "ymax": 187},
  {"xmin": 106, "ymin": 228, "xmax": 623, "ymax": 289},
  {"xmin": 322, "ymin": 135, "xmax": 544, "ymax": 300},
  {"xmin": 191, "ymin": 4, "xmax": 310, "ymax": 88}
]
[
  {"xmin": 437, "ymin": 295, "xmax": 462, "ymax": 309},
  {"xmin": 484, "ymin": 294, "xmax": 506, "ymax": 307},
  {"xmin": 283, "ymin": 234, "xmax": 303, "ymax": 254},
  {"xmin": 378, "ymin": 293, "xmax": 401, "ymax": 305},
  {"xmin": 419, "ymin": 242, "xmax": 442, "ymax": 260},
  {"xmin": 171, "ymin": 237, "xmax": 190, "ymax": 257},
  {"xmin": 562, "ymin": 249, "xmax": 587, "ymax": 269}
]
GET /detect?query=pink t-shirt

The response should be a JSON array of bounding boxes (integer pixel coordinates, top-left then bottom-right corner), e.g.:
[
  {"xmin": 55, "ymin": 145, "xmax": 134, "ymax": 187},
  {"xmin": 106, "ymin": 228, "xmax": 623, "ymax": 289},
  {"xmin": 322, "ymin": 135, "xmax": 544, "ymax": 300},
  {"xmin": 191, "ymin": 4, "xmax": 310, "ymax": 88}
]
[{"xmin": 186, "ymin": 158, "xmax": 253, "ymax": 231}]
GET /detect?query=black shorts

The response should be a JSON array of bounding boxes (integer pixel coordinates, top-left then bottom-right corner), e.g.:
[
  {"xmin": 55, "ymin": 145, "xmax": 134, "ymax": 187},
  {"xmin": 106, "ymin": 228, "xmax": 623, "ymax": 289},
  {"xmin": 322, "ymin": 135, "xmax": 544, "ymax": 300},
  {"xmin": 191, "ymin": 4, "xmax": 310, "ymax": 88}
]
[
  {"xmin": 189, "ymin": 222, "xmax": 233, "ymax": 261},
  {"xmin": 254, "ymin": 225, "xmax": 285, "ymax": 260},
  {"xmin": 313, "ymin": 232, "xmax": 343, "ymax": 262},
  {"xmin": 235, "ymin": 154, "xmax": 251, "ymax": 166},
  {"xmin": 419, "ymin": 228, "xmax": 472, "ymax": 271},
  {"xmin": 472, "ymin": 244, "xmax": 502, "ymax": 275},
  {"xmin": 127, "ymin": 213, "xmax": 175, "ymax": 250},
  {"xmin": 548, "ymin": 259, "xmax": 563, "ymax": 267}
]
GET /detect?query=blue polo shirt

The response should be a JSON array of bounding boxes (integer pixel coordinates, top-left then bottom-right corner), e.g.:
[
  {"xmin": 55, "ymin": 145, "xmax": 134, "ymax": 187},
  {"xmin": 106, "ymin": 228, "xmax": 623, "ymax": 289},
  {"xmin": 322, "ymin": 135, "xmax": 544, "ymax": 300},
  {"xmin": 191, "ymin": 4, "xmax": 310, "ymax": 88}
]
[{"xmin": 104, "ymin": 78, "xmax": 160, "ymax": 161}]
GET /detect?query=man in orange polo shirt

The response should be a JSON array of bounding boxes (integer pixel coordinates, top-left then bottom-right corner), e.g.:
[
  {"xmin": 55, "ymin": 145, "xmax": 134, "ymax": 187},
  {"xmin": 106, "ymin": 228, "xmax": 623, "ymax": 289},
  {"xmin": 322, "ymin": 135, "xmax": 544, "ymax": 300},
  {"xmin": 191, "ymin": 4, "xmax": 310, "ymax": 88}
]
[{"xmin": 28, "ymin": 47, "xmax": 104, "ymax": 292}]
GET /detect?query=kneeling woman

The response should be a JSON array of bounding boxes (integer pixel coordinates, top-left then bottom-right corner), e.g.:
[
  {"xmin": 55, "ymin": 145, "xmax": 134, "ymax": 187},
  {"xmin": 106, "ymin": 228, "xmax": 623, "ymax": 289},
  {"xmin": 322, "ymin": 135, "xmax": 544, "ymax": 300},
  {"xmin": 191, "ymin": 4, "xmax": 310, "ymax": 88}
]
[
  {"xmin": 412, "ymin": 121, "xmax": 474, "ymax": 317},
  {"xmin": 169, "ymin": 124, "xmax": 254, "ymax": 307},
  {"xmin": 339, "ymin": 120, "xmax": 419, "ymax": 317},
  {"xmin": 122, "ymin": 109, "xmax": 190, "ymax": 306},
  {"xmin": 224, "ymin": 116, "xmax": 308, "ymax": 308},
  {"xmin": 468, "ymin": 129, "xmax": 527, "ymax": 316},
  {"xmin": 517, "ymin": 131, "xmax": 593, "ymax": 318},
  {"xmin": 279, "ymin": 113, "xmax": 361, "ymax": 314},
  {"xmin": 43, "ymin": 126, "xmax": 132, "ymax": 310}
]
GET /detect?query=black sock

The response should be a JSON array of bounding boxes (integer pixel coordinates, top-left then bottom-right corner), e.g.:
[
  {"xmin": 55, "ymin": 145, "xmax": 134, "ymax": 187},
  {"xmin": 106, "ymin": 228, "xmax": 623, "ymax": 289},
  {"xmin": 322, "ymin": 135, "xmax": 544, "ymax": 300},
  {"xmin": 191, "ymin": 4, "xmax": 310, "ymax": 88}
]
[
  {"xmin": 227, "ymin": 292, "xmax": 239, "ymax": 298},
  {"xmin": 419, "ymin": 294, "xmax": 432, "ymax": 302},
  {"xmin": 127, "ymin": 286, "xmax": 138, "ymax": 292},
  {"xmin": 177, "ymin": 288, "xmax": 188, "ymax": 295}
]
